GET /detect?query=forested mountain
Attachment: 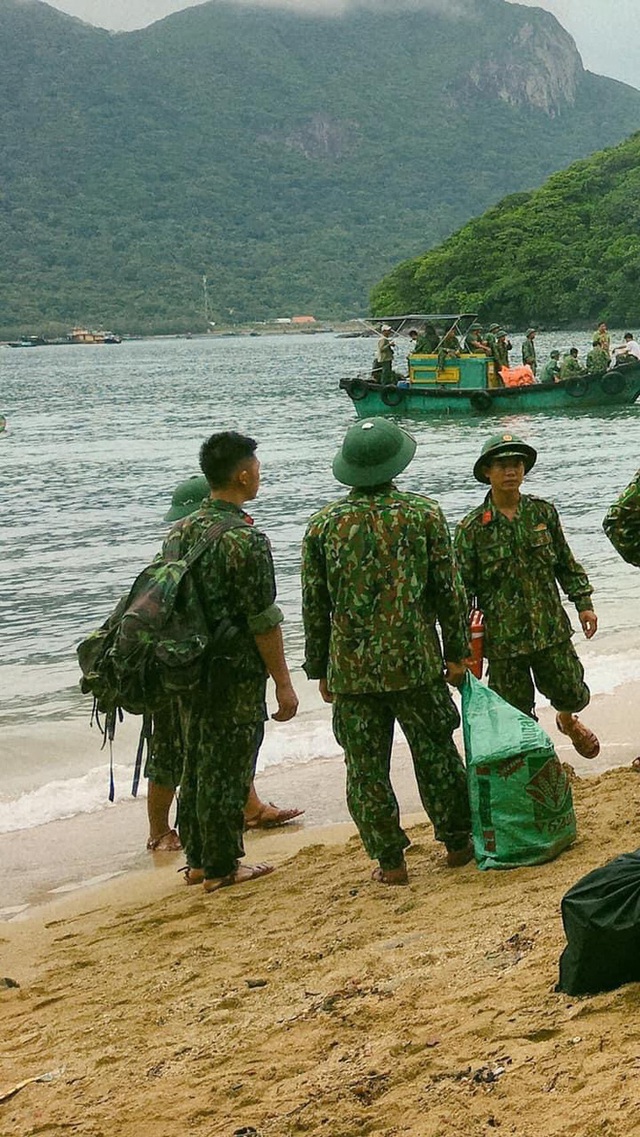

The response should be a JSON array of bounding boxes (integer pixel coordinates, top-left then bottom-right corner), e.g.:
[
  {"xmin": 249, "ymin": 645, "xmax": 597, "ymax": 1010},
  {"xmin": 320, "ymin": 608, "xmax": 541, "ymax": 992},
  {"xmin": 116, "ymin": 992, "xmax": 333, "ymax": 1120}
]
[
  {"xmin": 1, "ymin": 0, "xmax": 640, "ymax": 335},
  {"xmin": 371, "ymin": 131, "xmax": 640, "ymax": 326}
]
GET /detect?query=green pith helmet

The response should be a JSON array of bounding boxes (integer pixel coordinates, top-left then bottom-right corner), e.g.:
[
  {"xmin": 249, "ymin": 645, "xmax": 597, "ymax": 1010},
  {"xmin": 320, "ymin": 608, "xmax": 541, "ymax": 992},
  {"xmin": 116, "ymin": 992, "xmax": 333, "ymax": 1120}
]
[
  {"xmin": 488, "ymin": 323, "xmax": 500, "ymax": 332},
  {"xmin": 332, "ymin": 418, "xmax": 417, "ymax": 487},
  {"xmin": 473, "ymin": 433, "xmax": 537, "ymax": 484},
  {"xmin": 164, "ymin": 475, "xmax": 210, "ymax": 521},
  {"xmin": 550, "ymin": 350, "xmax": 560, "ymax": 359}
]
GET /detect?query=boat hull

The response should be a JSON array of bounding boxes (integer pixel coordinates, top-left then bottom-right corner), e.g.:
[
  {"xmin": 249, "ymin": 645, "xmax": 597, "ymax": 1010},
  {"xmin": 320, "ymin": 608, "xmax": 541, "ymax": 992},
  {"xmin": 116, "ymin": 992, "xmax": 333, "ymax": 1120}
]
[{"xmin": 340, "ymin": 365, "xmax": 640, "ymax": 417}]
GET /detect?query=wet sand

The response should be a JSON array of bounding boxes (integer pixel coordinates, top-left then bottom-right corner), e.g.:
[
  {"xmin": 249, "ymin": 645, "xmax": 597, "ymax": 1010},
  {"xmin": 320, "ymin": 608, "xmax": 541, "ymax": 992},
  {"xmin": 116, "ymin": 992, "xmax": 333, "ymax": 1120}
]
[{"xmin": 2, "ymin": 759, "xmax": 640, "ymax": 1136}]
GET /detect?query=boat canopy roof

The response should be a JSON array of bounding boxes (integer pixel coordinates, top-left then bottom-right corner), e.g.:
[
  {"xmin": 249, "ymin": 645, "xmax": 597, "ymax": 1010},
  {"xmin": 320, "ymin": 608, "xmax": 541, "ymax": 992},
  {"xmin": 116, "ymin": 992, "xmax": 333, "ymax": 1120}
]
[{"xmin": 362, "ymin": 314, "xmax": 478, "ymax": 335}]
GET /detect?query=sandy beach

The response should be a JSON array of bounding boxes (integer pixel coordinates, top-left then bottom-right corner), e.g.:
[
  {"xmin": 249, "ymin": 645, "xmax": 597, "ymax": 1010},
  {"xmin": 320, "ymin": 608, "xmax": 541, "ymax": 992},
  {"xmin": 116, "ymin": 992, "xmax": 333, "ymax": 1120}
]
[{"xmin": 2, "ymin": 685, "xmax": 640, "ymax": 1135}]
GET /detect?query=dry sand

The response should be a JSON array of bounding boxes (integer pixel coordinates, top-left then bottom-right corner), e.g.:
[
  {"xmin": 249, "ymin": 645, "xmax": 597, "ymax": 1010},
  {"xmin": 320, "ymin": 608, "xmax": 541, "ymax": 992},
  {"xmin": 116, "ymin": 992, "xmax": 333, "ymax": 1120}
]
[{"xmin": 2, "ymin": 761, "xmax": 640, "ymax": 1136}]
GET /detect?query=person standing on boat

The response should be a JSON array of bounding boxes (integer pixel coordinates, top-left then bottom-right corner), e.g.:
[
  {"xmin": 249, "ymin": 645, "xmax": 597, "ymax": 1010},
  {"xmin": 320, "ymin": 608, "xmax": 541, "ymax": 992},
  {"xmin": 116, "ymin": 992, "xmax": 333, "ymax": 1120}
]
[
  {"xmin": 492, "ymin": 330, "xmax": 511, "ymax": 381},
  {"xmin": 559, "ymin": 348, "xmax": 586, "ymax": 380},
  {"xmin": 539, "ymin": 350, "xmax": 561, "ymax": 383},
  {"xmin": 301, "ymin": 419, "xmax": 473, "ymax": 884},
  {"xmin": 521, "ymin": 329, "xmax": 537, "ymax": 375},
  {"xmin": 454, "ymin": 433, "xmax": 600, "ymax": 761},
  {"xmin": 592, "ymin": 322, "xmax": 611, "ymax": 363},
  {"xmin": 374, "ymin": 324, "xmax": 395, "ymax": 384}
]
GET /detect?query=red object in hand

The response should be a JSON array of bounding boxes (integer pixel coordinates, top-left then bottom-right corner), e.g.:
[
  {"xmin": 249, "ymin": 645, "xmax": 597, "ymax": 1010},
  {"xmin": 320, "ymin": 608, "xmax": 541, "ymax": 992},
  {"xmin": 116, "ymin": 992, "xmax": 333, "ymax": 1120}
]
[{"xmin": 469, "ymin": 609, "xmax": 484, "ymax": 679}]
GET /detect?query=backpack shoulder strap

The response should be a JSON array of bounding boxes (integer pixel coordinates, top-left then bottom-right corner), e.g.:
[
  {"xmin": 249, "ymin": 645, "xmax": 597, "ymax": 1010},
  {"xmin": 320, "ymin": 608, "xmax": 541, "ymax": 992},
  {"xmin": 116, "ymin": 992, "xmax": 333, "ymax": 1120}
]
[{"xmin": 167, "ymin": 513, "xmax": 248, "ymax": 569}]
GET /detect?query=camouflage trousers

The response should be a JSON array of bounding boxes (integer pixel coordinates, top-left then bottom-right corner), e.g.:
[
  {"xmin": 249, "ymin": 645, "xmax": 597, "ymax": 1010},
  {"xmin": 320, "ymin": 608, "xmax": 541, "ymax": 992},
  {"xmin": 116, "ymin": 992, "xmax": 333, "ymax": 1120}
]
[
  {"xmin": 488, "ymin": 640, "xmax": 590, "ymax": 719},
  {"xmin": 177, "ymin": 709, "xmax": 264, "ymax": 879},
  {"xmin": 332, "ymin": 684, "xmax": 471, "ymax": 871},
  {"xmin": 143, "ymin": 702, "xmax": 184, "ymax": 789}
]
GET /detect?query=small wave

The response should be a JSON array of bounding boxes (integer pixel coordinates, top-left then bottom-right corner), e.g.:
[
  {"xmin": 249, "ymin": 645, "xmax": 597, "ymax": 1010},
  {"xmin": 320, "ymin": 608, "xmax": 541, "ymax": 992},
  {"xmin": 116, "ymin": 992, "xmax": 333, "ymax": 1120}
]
[{"xmin": 0, "ymin": 762, "xmax": 141, "ymax": 834}]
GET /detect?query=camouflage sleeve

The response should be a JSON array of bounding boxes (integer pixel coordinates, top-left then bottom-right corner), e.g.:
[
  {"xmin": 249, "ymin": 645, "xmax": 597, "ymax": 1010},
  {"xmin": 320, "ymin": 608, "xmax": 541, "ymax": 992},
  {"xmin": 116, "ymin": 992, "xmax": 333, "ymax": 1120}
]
[
  {"xmin": 427, "ymin": 507, "xmax": 470, "ymax": 662},
  {"xmin": 301, "ymin": 521, "xmax": 331, "ymax": 680},
  {"xmin": 548, "ymin": 506, "xmax": 593, "ymax": 611},
  {"xmin": 453, "ymin": 519, "xmax": 476, "ymax": 611},
  {"xmin": 223, "ymin": 529, "xmax": 284, "ymax": 633},
  {"xmin": 603, "ymin": 471, "xmax": 640, "ymax": 567}
]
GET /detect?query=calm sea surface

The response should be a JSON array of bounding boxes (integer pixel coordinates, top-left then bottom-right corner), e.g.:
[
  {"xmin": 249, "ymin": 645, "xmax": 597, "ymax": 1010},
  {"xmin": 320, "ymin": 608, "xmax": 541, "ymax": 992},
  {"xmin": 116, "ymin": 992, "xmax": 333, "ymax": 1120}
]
[{"xmin": 1, "ymin": 330, "xmax": 639, "ymax": 828}]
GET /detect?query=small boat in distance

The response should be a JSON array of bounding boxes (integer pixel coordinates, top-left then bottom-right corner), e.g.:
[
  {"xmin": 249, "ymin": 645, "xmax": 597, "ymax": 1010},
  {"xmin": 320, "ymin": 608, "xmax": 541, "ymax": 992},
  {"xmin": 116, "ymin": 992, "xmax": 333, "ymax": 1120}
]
[
  {"xmin": 339, "ymin": 314, "xmax": 640, "ymax": 417},
  {"xmin": 6, "ymin": 335, "xmax": 47, "ymax": 348},
  {"xmin": 68, "ymin": 327, "xmax": 122, "ymax": 344}
]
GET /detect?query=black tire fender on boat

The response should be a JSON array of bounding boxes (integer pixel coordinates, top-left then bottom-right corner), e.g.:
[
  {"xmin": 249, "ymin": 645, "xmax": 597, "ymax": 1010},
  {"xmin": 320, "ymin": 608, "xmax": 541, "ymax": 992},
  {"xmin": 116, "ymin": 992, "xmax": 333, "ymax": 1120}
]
[
  {"xmin": 601, "ymin": 371, "xmax": 626, "ymax": 396},
  {"xmin": 349, "ymin": 378, "xmax": 369, "ymax": 401},
  {"xmin": 470, "ymin": 390, "xmax": 492, "ymax": 413},
  {"xmin": 381, "ymin": 384, "xmax": 404, "ymax": 407},
  {"xmin": 566, "ymin": 377, "xmax": 590, "ymax": 398}
]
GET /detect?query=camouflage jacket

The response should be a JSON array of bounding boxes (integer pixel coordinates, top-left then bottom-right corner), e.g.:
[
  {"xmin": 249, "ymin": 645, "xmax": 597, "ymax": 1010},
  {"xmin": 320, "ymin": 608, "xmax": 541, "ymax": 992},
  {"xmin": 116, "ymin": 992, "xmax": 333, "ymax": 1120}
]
[
  {"xmin": 587, "ymin": 345, "xmax": 610, "ymax": 373},
  {"xmin": 301, "ymin": 486, "xmax": 469, "ymax": 693},
  {"xmin": 539, "ymin": 358, "xmax": 560, "ymax": 383},
  {"xmin": 164, "ymin": 498, "xmax": 283, "ymax": 721},
  {"xmin": 559, "ymin": 354, "xmax": 584, "ymax": 380},
  {"xmin": 454, "ymin": 493, "xmax": 593, "ymax": 660},
  {"xmin": 603, "ymin": 470, "xmax": 640, "ymax": 567},
  {"xmin": 521, "ymin": 338, "xmax": 537, "ymax": 372}
]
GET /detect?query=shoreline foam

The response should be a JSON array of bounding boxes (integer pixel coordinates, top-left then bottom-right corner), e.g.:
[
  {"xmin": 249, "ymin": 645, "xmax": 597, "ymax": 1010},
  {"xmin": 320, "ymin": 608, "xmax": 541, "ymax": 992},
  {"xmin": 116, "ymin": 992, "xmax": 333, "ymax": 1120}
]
[{"xmin": 2, "ymin": 680, "xmax": 640, "ymax": 917}]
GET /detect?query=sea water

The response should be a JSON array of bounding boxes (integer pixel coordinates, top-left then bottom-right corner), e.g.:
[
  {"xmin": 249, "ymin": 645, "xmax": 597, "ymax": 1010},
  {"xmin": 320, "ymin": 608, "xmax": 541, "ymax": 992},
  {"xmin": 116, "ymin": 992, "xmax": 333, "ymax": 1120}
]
[{"xmin": 1, "ymin": 330, "xmax": 639, "ymax": 833}]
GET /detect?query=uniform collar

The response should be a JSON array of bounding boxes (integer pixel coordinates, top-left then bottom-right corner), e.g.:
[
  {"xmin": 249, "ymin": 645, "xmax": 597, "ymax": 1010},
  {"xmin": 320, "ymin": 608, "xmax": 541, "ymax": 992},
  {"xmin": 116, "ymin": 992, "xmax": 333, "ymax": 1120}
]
[
  {"xmin": 206, "ymin": 498, "xmax": 254, "ymax": 524},
  {"xmin": 482, "ymin": 492, "xmax": 522, "ymax": 525},
  {"xmin": 348, "ymin": 481, "xmax": 396, "ymax": 498}
]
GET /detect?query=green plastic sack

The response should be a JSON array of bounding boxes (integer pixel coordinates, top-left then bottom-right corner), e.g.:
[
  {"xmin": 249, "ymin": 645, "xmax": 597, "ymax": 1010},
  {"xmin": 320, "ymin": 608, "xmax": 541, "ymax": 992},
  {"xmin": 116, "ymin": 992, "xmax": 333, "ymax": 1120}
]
[{"xmin": 461, "ymin": 672, "xmax": 576, "ymax": 870}]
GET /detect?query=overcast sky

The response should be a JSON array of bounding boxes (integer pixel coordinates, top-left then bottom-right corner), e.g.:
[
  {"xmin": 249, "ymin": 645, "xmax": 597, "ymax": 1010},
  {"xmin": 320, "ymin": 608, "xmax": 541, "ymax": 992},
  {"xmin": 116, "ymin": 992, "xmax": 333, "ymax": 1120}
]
[{"xmin": 45, "ymin": 0, "xmax": 640, "ymax": 89}]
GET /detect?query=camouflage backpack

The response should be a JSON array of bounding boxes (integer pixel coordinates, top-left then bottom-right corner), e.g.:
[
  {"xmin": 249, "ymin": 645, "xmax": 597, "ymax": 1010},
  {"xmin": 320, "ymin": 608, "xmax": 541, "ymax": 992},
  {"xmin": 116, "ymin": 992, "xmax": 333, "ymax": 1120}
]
[{"xmin": 77, "ymin": 514, "xmax": 247, "ymax": 724}]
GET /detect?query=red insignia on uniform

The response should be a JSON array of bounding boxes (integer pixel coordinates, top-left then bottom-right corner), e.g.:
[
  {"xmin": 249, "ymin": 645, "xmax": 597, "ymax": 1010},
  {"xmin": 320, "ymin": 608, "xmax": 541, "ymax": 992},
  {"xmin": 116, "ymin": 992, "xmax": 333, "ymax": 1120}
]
[{"xmin": 482, "ymin": 509, "xmax": 492, "ymax": 526}]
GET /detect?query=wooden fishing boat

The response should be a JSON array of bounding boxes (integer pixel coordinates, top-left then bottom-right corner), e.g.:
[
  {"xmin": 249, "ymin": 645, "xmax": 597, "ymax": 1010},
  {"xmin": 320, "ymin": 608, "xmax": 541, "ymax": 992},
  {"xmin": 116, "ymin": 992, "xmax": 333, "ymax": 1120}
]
[{"xmin": 340, "ymin": 315, "xmax": 640, "ymax": 417}]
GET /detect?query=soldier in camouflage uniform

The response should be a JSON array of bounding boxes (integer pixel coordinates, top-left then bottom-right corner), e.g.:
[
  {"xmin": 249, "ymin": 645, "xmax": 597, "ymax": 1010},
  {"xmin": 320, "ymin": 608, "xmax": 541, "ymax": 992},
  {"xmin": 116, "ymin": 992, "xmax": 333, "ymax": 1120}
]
[
  {"xmin": 586, "ymin": 343, "xmax": 610, "ymax": 373},
  {"xmin": 603, "ymin": 470, "xmax": 640, "ymax": 771},
  {"xmin": 167, "ymin": 432, "xmax": 298, "ymax": 892},
  {"xmin": 592, "ymin": 322, "xmax": 611, "ymax": 364},
  {"xmin": 301, "ymin": 418, "xmax": 473, "ymax": 884},
  {"xmin": 603, "ymin": 469, "xmax": 640, "ymax": 567},
  {"xmin": 145, "ymin": 475, "xmax": 303, "ymax": 852},
  {"xmin": 539, "ymin": 350, "xmax": 561, "ymax": 383},
  {"xmin": 558, "ymin": 348, "xmax": 585, "ymax": 380},
  {"xmin": 521, "ymin": 329, "xmax": 537, "ymax": 375},
  {"xmin": 454, "ymin": 433, "xmax": 600, "ymax": 759}
]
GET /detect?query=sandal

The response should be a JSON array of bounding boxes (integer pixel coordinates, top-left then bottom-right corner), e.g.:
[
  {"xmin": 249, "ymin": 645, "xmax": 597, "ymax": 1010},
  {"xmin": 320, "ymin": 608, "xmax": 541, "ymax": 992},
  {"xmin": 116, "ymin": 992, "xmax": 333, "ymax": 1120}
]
[
  {"xmin": 244, "ymin": 803, "xmax": 305, "ymax": 830},
  {"xmin": 371, "ymin": 862, "xmax": 408, "ymax": 886},
  {"xmin": 147, "ymin": 829, "xmax": 181, "ymax": 852},
  {"xmin": 556, "ymin": 714, "xmax": 600, "ymax": 760},
  {"xmin": 182, "ymin": 867, "xmax": 205, "ymax": 886},
  {"xmin": 203, "ymin": 863, "xmax": 275, "ymax": 893}
]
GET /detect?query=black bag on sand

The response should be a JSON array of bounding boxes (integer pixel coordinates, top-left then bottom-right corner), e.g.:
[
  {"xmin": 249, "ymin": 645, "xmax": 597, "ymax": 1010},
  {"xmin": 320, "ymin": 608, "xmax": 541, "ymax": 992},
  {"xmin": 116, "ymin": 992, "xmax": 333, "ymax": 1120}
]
[{"xmin": 557, "ymin": 849, "xmax": 640, "ymax": 996}]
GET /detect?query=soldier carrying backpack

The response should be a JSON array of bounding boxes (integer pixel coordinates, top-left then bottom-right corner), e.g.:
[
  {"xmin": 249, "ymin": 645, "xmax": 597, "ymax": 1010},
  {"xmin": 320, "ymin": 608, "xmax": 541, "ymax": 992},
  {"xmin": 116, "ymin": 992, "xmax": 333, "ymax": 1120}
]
[{"xmin": 79, "ymin": 431, "xmax": 299, "ymax": 894}]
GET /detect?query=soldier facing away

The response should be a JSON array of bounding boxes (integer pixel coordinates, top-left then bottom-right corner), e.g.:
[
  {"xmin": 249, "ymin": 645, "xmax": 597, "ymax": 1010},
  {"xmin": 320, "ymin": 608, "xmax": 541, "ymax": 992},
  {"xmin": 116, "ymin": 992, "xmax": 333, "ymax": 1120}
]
[
  {"xmin": 454, "ymin": 433, "xmax": 600, "ymax": 760},
  {"xmin": 301, "ymin": 418, "xmax": 473, "ymax": 885},
  {"xmin": 168, "ymin": 432, "xmax": 298, "ymax": 893}
]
